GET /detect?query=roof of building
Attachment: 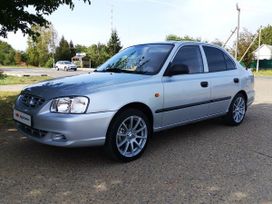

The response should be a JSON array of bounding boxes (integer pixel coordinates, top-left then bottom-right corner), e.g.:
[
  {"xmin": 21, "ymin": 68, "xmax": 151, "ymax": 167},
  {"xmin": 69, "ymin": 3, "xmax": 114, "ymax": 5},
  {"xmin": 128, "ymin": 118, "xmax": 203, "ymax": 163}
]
[{"xmin": 254, "ymin": 44, "xmax": 272, "ymax": 53}]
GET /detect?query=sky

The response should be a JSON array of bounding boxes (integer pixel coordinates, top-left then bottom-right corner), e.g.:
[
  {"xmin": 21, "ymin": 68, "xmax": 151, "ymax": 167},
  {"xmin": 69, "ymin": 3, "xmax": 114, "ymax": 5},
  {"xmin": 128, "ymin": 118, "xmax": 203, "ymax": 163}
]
[{"xmin": 1, "ymin": 0, "xmax": 272, "ymax": 51}]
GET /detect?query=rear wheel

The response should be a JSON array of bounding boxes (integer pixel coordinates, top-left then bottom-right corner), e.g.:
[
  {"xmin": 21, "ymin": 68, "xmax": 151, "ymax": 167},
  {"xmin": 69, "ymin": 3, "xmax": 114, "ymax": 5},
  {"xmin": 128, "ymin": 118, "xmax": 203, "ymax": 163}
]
[
  {"xmin": 224, "ymin": 93, "xmax": 247, "ymax": 126},
  {"xmin": 105, "ymin": 109, "xmax": 151, "ymax": 162}
]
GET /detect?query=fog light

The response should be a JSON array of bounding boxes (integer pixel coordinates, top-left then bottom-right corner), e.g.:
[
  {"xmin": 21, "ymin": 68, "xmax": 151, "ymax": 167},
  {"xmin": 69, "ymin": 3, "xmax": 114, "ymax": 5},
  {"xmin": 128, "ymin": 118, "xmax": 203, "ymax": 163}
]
[{"xmin": 51, "ymin": 133, "xmax": 66, "ymax": 141}]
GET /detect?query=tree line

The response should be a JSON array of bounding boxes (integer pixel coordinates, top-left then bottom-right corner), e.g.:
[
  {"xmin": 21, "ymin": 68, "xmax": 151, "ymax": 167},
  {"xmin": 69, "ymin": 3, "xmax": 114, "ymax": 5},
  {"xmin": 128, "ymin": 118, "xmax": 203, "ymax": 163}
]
[
  {"xmin": 0, "ymin": 24, "xmax": 122, "ymax": 68},
  {"xmin": 1, "ymin": 24, "xmax": 271, "ymax": 68}
]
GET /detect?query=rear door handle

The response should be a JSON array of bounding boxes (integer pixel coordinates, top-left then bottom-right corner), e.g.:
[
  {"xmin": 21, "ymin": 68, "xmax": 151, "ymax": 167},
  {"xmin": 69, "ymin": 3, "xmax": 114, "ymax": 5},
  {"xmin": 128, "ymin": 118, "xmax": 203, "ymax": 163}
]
[
  {"xmin": 234, "ymin": 78, "xmax": 239, "ymax": 83},
  {"xmin": 200, "ymin": 81, "xmax": 208, "ymax": 88}
]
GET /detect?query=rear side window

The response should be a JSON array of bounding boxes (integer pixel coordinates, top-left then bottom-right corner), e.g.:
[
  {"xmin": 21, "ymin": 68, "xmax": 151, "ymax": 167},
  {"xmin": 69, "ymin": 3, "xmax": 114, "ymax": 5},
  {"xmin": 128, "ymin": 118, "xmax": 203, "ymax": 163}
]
[
  {"xmin": 224, "ymin": 53, "xmax": 236, "ymax": 70},
  {"xmin": 172, "ymin": 45, "xmax": 204, "ymax": 74},
  {"xmin": 203, "ymin": 46, "xmax": 236, "ymax": 72}
]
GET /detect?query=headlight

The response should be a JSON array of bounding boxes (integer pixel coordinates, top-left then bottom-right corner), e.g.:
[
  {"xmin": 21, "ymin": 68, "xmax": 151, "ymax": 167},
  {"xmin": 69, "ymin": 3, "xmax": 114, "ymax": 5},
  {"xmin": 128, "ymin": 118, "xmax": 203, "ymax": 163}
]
[{"xmin": 50, "ymin": 96, "xmax": 89, "ymax": 113}]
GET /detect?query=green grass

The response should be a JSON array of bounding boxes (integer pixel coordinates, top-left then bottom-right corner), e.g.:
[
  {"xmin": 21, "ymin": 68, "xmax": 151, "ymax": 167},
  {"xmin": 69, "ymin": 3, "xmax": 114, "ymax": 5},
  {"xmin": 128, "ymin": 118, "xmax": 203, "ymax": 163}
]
[
  {"xmin": 253, "ymin": 70, "xmax": 272, "ymax": 76},
  {"xmin": 0, "ymin": 74, "xmax": 51, "ymax": 85},
  {"xmin": 0, "ymin": 91, "xmax": 19, "ymax": 129}
]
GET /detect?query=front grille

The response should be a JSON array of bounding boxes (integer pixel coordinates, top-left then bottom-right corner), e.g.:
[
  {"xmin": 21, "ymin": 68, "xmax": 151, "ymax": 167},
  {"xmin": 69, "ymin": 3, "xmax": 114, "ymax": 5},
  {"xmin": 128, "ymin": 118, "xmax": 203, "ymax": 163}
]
[
  {"xmin": 20, "ymin": 92, "xmax": 45, "ymax": 108},
  {"xmin": 18, "ymin": 124, "xmax": 47, "ymax": 138}
]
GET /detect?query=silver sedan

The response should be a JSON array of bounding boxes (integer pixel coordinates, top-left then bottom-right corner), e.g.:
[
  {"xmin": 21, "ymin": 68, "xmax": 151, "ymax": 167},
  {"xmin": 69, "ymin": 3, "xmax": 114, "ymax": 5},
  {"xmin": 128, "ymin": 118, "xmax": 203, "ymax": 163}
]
[{"xmin": 13, "ymin": 42, "xmax": 255, "ymax": 162}]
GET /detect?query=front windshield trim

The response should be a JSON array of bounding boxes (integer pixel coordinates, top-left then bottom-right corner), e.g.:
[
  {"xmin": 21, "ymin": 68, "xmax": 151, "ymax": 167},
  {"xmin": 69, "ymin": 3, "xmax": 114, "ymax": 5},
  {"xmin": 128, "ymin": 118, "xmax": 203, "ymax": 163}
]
[{"xmin": 96, "ymin": 43, "xmax": 175, "ymax": 75}]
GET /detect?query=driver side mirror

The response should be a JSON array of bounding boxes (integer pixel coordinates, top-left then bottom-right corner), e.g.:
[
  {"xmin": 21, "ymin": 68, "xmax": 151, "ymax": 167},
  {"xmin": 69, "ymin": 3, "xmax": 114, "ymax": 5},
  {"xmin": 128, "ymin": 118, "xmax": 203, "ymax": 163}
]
[{"xmin": 165, "ymin": 63, "xmax": 189, "ymax": 76}]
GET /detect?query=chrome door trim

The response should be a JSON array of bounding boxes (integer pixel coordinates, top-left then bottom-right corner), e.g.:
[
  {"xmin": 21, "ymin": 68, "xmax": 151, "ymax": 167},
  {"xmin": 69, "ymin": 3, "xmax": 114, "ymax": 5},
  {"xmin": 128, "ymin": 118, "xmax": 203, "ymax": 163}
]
[{"xmin": 155, "ymin": 96, "xmax": 231, "ymax": 113}]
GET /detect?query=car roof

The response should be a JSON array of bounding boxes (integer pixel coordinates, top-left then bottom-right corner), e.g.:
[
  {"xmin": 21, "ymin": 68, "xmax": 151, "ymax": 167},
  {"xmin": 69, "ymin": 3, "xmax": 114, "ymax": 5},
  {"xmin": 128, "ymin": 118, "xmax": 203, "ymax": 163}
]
[{"xmin": 132, "ymin": 41, "xmax": 223, "ymax": 49}]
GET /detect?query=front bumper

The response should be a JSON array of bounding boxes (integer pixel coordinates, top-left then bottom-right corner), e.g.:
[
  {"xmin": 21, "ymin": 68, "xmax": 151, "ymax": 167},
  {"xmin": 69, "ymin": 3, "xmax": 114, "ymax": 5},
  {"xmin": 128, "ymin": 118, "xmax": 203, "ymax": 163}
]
[{"xmin": 16, "ymin": 110, "xmax": 116, "ymax": 147}]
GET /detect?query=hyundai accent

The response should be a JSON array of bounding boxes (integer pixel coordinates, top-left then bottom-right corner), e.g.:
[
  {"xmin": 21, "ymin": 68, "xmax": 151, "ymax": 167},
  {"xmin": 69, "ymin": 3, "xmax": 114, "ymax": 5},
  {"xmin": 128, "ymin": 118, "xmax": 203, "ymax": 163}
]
[{"xmin": 13, "ymin": 42, "xmax": 255, "ymax": 161}]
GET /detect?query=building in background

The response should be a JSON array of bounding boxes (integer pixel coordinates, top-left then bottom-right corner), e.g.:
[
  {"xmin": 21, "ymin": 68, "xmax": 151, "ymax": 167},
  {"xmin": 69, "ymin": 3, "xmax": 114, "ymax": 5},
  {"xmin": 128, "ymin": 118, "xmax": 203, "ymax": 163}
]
[
  {"xmin": 252, "ymin": 44, "xmax": 272, "ymax": 69},
  {"xmin": 71, "ymin": 53, "xmax": 91, "ymax": 68}
]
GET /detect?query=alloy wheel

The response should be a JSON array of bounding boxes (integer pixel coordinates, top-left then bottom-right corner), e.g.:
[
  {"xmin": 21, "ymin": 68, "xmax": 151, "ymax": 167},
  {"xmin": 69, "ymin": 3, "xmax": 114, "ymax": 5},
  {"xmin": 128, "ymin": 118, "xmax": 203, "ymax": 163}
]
[
  {"xmin": 116, "ymin": 116, "xmax": 147, "ymax": 158},
  {"xmin": 232, "ymin": 96, "xmax": 246, "ymax": 123}
]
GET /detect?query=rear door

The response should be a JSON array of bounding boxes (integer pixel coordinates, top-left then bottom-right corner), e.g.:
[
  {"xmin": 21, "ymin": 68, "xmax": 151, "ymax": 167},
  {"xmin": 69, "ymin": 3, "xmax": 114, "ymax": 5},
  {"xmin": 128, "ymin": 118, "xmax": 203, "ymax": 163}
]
[
  {"xmin": 202, "ymin": 45, "xmax": 240, "ymax": 115},
  {"xmin": 161, "ymin": 45, "xmax": 211, "ymax": 127}
]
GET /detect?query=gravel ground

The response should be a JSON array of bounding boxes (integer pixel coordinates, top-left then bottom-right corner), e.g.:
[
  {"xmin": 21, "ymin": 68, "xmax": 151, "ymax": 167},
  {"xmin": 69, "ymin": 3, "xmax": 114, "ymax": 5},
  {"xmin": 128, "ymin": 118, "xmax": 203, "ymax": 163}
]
[{"xmin": 0, "ymin": 77, "xmax": 272, "ymax": 203}]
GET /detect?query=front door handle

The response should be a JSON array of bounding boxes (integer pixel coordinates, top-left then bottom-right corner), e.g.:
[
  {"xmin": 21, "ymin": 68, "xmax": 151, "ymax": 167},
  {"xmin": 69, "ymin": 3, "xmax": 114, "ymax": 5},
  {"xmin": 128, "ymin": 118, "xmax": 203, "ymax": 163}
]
[
  {"xmin": 234, "ymin": 78, "xmax": 239, "ymax": 83},
  {"xmin": 200, "ymin": 81, "xmax": 208, "ymax": 88}
]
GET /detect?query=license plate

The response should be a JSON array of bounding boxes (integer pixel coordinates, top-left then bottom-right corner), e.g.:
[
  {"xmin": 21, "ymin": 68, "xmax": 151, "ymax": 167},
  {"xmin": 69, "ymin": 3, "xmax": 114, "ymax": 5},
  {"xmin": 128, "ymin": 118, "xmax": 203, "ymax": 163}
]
[{"xmin": 13, "ymin": 109, "xmax": 32, "ymax": 127}]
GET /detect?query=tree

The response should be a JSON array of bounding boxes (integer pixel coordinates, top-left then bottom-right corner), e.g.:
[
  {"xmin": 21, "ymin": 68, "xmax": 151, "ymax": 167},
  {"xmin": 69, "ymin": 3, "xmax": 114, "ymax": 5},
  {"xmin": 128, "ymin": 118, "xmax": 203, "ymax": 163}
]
[
  {"xmin": 254, "ymin": 24, "xmax": 272, "ymax": 46},
  {"xmin": 107, "ymin": 30, "xmax": 122, "ymax": 56},
  {"xmin": 232, "ymin": 29, "xmax": 257, "ymax": 67},
  {"xmin": 0, "ymin": 0, "xmax": 91, "ymax": 38},
  {"xmin": 14, "ymin": 51, "xmax": 21, "ymax": 65},
  {"xmin": 55, "ymin": 36, "xmax": 71, "ymax": 61},
  {"xmin": 211, "ymin": 39, "xmax": 224, "ymax": 47},
  {"xmin": 69, "ymin": 41, "xmax": 76, "ymax": 58},
  {"xmin": 0, "ymin": 40, "xmax": 15, "ymax": 65},
  {"xmin": 75, "ymin": 44, "xmax": 88, "ymax": 53},
  {"xmin": 26, "ymin": 24, "xmax": 57, "ymax": 66},
  {"xmin": 166, "ymin": 34, "xmax": 202, "ymax": 42},
  {"xmin": 84, "ymin": 43, "xmax": 110, "ymax": 68}
]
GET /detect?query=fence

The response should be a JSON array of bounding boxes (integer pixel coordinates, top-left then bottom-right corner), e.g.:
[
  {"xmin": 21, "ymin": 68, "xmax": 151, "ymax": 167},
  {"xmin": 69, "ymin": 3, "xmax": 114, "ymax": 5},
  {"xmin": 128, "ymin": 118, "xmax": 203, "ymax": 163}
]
[{"xmin": 250, "ymin": 60, "xmax": 272, "ymax": 69}]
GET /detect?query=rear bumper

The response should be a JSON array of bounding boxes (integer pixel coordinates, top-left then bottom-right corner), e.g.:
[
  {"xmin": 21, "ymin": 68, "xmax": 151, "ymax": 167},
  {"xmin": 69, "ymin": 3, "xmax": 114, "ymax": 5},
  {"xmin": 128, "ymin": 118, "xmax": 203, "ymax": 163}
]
[{"xmin": 16, "ymin": 111, "xmax": 116, "ymax": 147}]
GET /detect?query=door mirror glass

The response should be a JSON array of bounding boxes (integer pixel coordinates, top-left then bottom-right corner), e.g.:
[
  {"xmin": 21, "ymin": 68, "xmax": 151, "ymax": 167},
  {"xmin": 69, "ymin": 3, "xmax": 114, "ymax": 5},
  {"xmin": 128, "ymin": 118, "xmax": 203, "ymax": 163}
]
[{"xmin": 166, "ymin": 64, "xmax": 189, "ymax": 76}]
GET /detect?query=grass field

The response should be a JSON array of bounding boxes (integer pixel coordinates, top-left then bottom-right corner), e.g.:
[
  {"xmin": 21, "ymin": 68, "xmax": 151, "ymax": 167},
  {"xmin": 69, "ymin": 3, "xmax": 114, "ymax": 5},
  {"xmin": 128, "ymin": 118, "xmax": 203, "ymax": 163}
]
[
  {"xmin": 0, "ymin": 91, "xmax": 19, "ymax": 129},
  {"xmin": 0, "ymin": 65, "xmax": 40, "ymax": 68},
  {"xmin": 0, "ymin": 74, "xmax": 51, "ymax": 85},
  {"xmin": 253, "ymin": 69, "xmax": 272, "ymax": 76}
]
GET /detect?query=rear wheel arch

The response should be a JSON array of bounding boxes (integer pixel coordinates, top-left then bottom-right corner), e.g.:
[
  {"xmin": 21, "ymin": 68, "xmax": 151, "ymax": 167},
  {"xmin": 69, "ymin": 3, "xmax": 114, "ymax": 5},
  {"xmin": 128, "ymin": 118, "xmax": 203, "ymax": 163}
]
[
  {"xmin": 235, "ymin": 90, "xmax": 248, "ymax": 109},
  {"xmin": 237, "ymin": 90, "xmax": 248, "ymax": 102}
]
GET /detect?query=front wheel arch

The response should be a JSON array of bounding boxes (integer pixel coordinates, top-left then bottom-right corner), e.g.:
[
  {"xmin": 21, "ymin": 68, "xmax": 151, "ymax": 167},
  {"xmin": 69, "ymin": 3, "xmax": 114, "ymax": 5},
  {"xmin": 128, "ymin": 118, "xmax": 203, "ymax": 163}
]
[
  {"xmin": 104, "ymin": 108, "xmax": 151, "ymax": 161},
  {"xmin": 108, "ymin": 102, "xmax": 154, "ymax": 133}
]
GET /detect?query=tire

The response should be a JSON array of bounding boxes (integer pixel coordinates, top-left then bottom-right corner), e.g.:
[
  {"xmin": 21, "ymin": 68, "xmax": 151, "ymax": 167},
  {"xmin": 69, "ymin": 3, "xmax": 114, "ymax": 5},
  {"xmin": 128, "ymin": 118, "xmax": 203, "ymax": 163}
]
[
  {"xmin": 224, "ymin": 93, "xmax": 247, "ymax": 126},
  {"xmin": 105, "ymin": 109, "xmax": 151, "ymax": 162},
  {"xmin": 64, "ymin": 67, "xmax": 67, "ymax": 71}
]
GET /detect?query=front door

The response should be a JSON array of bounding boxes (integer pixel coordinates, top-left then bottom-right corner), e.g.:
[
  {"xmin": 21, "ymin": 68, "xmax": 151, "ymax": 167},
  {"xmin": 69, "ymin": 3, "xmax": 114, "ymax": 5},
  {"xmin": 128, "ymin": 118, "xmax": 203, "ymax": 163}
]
[{"xmin": 161, "ymin": 45, "xmax": 211, "ymax": 127}]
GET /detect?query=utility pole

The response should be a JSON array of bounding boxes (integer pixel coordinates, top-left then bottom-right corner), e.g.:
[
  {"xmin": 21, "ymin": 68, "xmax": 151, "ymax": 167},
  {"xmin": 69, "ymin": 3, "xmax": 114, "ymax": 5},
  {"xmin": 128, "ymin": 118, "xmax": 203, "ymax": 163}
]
[
  {"xmin": 110, "ymin": 3, "xmax": 114, "ymax": 32},
  {"xmin": 235, "ymin": 3, "xmax": 241, "ymax": 60},
  {"xmin": 223, "ymin": 27, "xmax": 237, "ymax": 48},
  {"xmin": 256, "ymin": 26, "xmax": 262, "ymax": 72}
]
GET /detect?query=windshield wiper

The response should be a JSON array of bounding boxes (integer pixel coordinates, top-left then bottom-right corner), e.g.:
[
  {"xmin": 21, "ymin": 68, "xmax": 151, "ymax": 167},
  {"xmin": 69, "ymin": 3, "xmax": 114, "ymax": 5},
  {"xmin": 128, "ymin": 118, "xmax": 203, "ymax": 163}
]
[
  {"xmin": 95, "ymin": 68, "xmax": 151, "ymax": 75},
  {"xmin": 96, "ymin": 68, "xmax": 134, "ymax": 73}
]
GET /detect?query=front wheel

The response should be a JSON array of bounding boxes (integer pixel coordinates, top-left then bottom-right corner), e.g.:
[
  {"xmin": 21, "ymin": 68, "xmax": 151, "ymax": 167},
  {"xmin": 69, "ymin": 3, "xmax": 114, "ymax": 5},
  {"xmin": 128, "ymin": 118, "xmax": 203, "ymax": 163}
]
[
  {"xmin": 105, "ymin": 109, "xmax": 151, "ymax": 162},
  {"xmin": 224, "ymin": 93, "xmax": 247, "ymax": 126}
]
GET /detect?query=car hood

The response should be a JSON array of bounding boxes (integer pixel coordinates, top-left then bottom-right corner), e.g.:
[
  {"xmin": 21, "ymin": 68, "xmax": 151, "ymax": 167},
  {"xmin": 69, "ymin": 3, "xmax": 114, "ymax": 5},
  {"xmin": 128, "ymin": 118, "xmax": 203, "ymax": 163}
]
[{"xmin": 23, "ymin": 72, "xmax": 151, "ymax": 100}]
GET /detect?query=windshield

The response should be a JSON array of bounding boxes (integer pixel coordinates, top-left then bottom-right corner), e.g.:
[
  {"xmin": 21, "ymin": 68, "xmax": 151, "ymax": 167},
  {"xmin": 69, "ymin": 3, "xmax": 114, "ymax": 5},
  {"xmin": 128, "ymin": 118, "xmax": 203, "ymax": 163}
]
[
  {"xmin": 64, "ymin": 61, "xmax": 71, "ymax": 64},
  {"xmin": 96, "ymin": 44, "xmax": 174, "ymax": 75}
]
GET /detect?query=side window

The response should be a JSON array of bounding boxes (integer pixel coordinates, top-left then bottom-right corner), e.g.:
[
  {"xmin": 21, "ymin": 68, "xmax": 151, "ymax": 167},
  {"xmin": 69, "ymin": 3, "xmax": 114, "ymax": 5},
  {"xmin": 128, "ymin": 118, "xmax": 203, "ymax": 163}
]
[
  {"xmin": 172, "ymin": 45, "xmax": 204, "ymax": 74},
  {"xmin": 203, "ymin": 46, "xmax": 226, "ymax": 72},
  {"xmin": 224, "ymin": 53, "xmax": 236, "ymax": 70},
  {"xmin": 203, "ymin": 46, "xmax": 236, "ymax": 72}
]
